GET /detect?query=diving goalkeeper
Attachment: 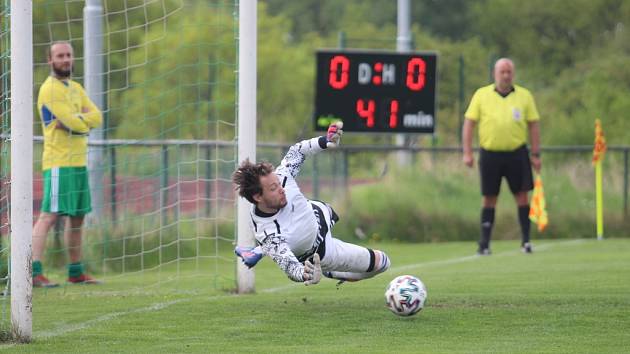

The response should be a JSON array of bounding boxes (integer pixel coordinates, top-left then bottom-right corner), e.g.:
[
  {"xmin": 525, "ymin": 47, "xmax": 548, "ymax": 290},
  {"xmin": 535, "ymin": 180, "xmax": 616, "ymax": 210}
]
[{"xmin": 232, "ymin": 123, "xmax": 390, "ymax": 285}]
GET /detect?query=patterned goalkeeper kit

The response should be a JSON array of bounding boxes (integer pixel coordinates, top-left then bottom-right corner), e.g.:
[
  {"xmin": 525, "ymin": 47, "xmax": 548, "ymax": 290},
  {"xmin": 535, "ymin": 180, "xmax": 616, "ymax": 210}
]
[{"xmin": 249, "ymin": 137, "xmax": 390, "ymax": 283}]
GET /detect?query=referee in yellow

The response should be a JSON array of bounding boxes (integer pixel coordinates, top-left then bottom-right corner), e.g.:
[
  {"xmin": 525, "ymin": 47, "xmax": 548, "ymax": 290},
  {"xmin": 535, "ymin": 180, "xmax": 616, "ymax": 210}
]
[
  {"xmin": 32, "ymin": 41, "xmax": 103, "ymax": 287},
  {"xmin": 462, "ymin": 58, "xmax": 541, "ymax": 255}
]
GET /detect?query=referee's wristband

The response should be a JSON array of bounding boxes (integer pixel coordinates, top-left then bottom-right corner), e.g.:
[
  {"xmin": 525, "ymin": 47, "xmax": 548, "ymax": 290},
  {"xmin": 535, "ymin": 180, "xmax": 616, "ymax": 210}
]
[{"xmin": 531, "ymin": 152, "xmax": 541, "ymax": 157}]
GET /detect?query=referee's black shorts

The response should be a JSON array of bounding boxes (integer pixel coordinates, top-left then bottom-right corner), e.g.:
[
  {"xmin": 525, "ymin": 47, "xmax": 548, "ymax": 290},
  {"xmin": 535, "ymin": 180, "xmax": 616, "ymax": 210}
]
[{"xmin": 479, "ymin": 145, "xmax": 534, "ymax": 196}]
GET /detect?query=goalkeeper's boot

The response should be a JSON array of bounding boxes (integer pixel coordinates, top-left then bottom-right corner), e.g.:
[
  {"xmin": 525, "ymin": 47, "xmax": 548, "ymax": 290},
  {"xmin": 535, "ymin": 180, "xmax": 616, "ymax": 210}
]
[
  {"xmin": 33, "ymin": 274, "xmax": 59, "ymax": 288},
  {"xmin": 521, "ymin": 242, "xmax": 533, "ymax": 254},
  {"xmin": 323, "ymin": 271, "xmax": 350, "ymax": 288},
  {"xmin": 235, "ymin": 246, "xmax": 263, "ymax": 268},
  {"xmin": 68, "ymin": 273, "xmax": 102, "ymax": 285}
]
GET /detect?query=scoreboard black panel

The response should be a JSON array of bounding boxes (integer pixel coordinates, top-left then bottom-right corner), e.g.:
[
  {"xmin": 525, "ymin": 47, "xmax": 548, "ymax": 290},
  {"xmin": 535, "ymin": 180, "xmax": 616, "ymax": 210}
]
[{"xmin": 314, "ymin": 49, "xmax": 437, "ymax": 133}]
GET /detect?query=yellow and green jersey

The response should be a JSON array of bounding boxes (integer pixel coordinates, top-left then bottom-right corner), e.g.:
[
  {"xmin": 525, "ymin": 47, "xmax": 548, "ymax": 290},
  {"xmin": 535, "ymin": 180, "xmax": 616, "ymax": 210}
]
[
  {"xmin": 37, "ymin": 76, "xmax": 103, "ymax": 170},
  {"xmin": 465, "ymin": 84, "xmax": 540, "ymax": 151}
]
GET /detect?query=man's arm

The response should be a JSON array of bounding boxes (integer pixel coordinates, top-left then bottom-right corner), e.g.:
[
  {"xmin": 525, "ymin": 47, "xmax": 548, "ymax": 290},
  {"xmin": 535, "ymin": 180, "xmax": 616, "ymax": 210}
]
[
  {"xmin": 39, "ymin": 85, "xmax": 90, "ymax": 134},
  {"xmin": 528, "ymin": 121, "xmax": 541, "ymax": 172},
  {"xmin": 42, "ymin": 102, "xmax": 90, "ymax": 134},
  {"xmin": 259, "ymin": 233, "xmax": 321, "ymax": 285},
  {"xmin": 276, "ymin": 137, "xmax": 326, "ymax": 178},
  {"xmin": 276, "ymin": 122, "xmax": 343, "ymax": 178},
  {"xmin": 462, "ymin": 118, "xmax": 476, "ymax": 168},
  {"xmin": 80, "ymin": 87, "xmax": 103, "ymax": 129}
]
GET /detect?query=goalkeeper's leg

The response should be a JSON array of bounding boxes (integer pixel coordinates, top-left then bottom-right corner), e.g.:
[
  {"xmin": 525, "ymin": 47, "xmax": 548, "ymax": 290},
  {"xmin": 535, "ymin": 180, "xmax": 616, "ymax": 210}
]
[{"xmin": 320, "ymin": 237, "xmax": 390, "ymax": 282}]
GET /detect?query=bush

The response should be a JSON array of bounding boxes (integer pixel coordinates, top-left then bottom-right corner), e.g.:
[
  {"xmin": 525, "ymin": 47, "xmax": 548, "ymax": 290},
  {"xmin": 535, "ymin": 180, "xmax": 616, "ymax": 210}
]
[{"xmin": 334, "ymin": 155, "xmax": 630, "ymax": 243}]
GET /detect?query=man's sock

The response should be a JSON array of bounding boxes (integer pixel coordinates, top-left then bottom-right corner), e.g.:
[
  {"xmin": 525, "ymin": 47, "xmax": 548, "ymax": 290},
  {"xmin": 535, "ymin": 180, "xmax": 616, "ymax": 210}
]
[
  {"xmin": 518, "ymin": 205, "xmax": 531, "ymax": 244},
  {"xmin": 68, "ymin": 262, "xmax": 84, "ymax": 278},
  {"xmin": 480, "ymin": 207, "xmax": 495, "ymax": 249},
  {"xmin": 33, "ymin": 260, "xmax": 43, "ymax": 277}
]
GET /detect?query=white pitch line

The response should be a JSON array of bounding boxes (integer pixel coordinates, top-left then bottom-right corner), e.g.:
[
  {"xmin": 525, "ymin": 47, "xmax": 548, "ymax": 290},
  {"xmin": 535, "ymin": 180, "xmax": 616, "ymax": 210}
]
[
  {"xmin": 262, "ymin": 239, "xmax": 587, "ymax": 292},
  {"xmin": 36, "ymin": 298, "xmax": 190, "ymax": 339},
  {"xmin": 392, "ymin": 239, "xmax": 585, "ymax": 272},
  {"xmin": 9, "ymin": 239, "xmax": 587, "ymax": 342}
]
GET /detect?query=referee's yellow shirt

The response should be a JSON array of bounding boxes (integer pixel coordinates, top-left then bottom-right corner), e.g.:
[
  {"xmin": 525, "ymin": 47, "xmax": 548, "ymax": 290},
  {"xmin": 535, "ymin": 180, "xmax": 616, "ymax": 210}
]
[
  {"xmin": 465, "ymin": 84, "xmax": 539, "ymax": 151},
  {"xmin": 37, "ymin": 76, "xmax": 103, "ymax": 170}
]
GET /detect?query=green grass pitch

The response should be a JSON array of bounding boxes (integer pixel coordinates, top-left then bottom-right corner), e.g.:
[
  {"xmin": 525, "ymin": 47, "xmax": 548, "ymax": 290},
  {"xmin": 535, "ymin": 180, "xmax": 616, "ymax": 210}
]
[{"xmin": 2, "ymin": 238, "xmax": 629, "ymax": 353}]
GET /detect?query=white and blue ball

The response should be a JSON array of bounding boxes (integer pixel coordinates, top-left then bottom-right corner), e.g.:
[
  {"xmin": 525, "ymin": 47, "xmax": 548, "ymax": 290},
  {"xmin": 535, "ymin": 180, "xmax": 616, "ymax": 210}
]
[{"xmin": 385, "ymin": 275, "xmax": 427, "ymax": 316}]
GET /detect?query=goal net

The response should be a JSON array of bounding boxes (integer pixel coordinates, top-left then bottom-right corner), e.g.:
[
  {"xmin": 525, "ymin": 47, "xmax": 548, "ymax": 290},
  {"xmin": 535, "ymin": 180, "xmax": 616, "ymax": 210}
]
[{"xmin": 0, "ymin": 0, "xmax": 240, "ymax": 334}]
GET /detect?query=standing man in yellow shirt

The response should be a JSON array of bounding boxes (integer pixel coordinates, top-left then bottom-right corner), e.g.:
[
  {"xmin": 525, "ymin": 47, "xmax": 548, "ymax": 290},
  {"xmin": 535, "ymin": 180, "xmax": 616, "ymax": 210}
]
[
  {"xmin": 32, "ymin": 42, "xmax": 103, "ymax": 287},
  {"xmin": 462, "ymin": 58, "xmax": 541, "ymax": 255}
]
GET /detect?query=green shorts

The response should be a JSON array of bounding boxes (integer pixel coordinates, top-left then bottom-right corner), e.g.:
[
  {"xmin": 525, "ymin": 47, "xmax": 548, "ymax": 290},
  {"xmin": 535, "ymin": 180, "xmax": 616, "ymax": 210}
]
[{"xmin": 41, "ymin": 167, "xmax": 92, "ymax": 216}]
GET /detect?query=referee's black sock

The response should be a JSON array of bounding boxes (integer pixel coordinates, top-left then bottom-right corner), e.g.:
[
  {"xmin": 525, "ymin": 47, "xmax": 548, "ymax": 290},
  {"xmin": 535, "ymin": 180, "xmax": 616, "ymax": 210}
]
[
  {"xmin": 518, "ymin": 205, "xmax": 531, "ymax": 244},
  {"xmin": 480, "ymin": 207, "xmax": 495, "ymax": 250}
]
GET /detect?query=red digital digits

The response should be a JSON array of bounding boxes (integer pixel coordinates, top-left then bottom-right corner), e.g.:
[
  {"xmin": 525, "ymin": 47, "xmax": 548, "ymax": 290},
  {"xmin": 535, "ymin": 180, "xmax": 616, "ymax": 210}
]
[
  {"xmin": 389, "ymin": 100, "xmax": 399, "ymax": 128},
  {"xmin": 406, "ymin": 57, "xmax": 426, "ymax": 91},
  {"xmin": 329, "ymin": 55, "xmax": 349, "ymax": 89},
  {"xmin": 356, "ymin": 99, "xmax": 375, "ymax": 127}
]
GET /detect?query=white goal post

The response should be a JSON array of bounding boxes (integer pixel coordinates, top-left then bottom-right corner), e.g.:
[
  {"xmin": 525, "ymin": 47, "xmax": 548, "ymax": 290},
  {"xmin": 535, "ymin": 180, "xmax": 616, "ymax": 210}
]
[
  {"xmin": 10, "ymin": 0, "xmax": 33, "ymax": 342},
  {"xmin": 236, "ymin": 0, "xmax": 257, "ymax": 294}
]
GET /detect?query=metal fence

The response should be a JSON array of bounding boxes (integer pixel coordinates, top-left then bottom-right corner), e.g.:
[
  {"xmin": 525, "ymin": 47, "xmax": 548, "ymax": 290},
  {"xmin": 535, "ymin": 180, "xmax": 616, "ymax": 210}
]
[
  {"xmin": 29, "ymin": 137, "xmax": 630, "ymax": 225},
  {"xmin": 259, "ymin": 143, "xmax": 630, "ymax": 218}
]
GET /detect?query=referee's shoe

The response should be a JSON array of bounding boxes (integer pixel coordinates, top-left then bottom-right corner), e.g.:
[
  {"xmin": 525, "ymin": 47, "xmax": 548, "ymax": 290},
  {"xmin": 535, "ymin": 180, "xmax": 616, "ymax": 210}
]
[{"xmin": 476, "ymin": 247, "xmax": 491, "ymax": 256}]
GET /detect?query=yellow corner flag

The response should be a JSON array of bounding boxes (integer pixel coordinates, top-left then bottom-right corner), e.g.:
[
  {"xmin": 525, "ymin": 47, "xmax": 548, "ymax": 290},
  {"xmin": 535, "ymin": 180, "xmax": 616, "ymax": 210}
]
[
  {"xmin": 592, "ymin": 119, "xmax": 607, "ymax": 240},
  {"xmin": 529, "ymin": 173, "xmax": 548, "ymax": 232}
]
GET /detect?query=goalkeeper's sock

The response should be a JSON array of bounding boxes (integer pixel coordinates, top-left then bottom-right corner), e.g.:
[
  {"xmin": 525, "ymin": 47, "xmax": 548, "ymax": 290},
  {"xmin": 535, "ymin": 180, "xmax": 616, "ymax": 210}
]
[
  {"xmin": 68, "ymin": 262, "xmax": 84, "ymax": 278},
  {"xmin": 480, "ymin": 207, "xmax": 495, "ymax": 250},
  {"xmin": 518, "ymin": 205, "xmax": 531, "ymax": 244},
  {"xmin": 33, "ymin": 260, "xmax": 43, "ymax": 277}
]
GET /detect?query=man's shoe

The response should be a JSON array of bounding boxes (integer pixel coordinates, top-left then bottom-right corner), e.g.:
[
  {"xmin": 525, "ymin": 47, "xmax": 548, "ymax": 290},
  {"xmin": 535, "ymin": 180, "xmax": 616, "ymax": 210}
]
[
  {"xmin": 477, "ymin": 248, "xmax": 491, "ymax": 256},
  {"xmin": 68, "ymin": 274, "xmax": 102, "ymax": 285},
  {"xmin": 33, "ymin": 274, "xmax": 59, "ymax": 288},
  {"xmin": 521, "ymin": 242, "xmax": 533, "ymax": 254},
  {"xmin": 235, "ymin": 246, "xmax": 263, "ymax": 268}
]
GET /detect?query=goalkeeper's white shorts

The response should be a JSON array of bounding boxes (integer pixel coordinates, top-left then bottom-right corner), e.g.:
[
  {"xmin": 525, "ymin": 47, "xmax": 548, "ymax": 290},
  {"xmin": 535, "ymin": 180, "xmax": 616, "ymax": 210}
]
[{"xmin": 309, "ymin": 200, "xmax": 388, "ymax": 275}]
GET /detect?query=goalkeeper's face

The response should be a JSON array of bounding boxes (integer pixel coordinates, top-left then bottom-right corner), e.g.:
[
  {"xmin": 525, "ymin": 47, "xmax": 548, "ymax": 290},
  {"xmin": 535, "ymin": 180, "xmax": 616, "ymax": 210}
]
[
  {"xmin": 48, "ymin": 42, "xmax": 74, "ymax": 78},
  {"xmin": 255, "ymin": 172, "xmax": 287, "ymax": 211}
]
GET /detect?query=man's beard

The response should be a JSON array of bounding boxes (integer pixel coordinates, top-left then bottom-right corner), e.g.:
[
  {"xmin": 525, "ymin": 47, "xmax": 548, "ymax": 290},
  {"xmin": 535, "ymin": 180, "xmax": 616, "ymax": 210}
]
[
  {"xmin": 52, "ymin": 65, "xmax": 72, "ymax": 78},
  {"xmin": 268, "ymin": 198, "xmax": 287, "ymax": 211}
]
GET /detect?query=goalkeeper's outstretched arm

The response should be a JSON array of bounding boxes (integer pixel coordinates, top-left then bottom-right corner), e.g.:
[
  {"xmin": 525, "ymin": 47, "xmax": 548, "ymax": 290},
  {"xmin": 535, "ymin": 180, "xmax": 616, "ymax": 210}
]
[
  {"xmin": 275, "ymin": 122, "xmax": 343, "ymax": 178},
  {"xmin": 259, "ymin": 233, "xmax": 321, "ymax": 285}
]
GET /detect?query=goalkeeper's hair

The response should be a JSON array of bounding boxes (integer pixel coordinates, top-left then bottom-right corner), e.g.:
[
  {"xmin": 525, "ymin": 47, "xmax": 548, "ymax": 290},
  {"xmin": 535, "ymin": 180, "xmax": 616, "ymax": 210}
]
[{"xmin": 232, "ymin": 159, "xmax": 274, "ymax": 204}]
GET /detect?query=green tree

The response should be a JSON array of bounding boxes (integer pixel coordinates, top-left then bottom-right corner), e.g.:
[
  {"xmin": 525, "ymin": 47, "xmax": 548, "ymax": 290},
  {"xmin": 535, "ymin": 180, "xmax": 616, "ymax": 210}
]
[
  {"xmin": 540, "ymin": 26, "xmax": 630, "ymax": 145},
  {"xmin": 113, "ymin": 3, "xmax": 237, "ymax": 140},
  {"xmin": 472, "ymin": 0, "xmax": 630, "ymax": 84},
  {"xmin": 256, "ymin": 3, "xmax": 321, "ymax": 142},
  {"xmin": 262, "ymin": 0, "xmax": 477, "ymax": 42}
]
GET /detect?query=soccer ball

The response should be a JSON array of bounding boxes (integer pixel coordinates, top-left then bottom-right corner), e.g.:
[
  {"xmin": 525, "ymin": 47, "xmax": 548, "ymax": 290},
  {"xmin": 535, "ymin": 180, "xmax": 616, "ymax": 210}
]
[{"xmin": 385, "ymin": 275, "xmax": 427, "ymax": 316}]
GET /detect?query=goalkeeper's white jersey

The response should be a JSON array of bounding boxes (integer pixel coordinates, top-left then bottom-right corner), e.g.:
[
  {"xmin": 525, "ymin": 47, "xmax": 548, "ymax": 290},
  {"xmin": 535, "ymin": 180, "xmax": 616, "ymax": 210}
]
[{"xmin": 249, "ymin": 136, "xmax": 331, "ymax": 282}]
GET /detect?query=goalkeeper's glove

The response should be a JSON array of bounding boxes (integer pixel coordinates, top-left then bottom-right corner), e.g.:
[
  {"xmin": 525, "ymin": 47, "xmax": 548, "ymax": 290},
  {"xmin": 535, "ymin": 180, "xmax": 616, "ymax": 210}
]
[
  {"xmin": 303, "ymin": 253, "xmax": 322, "ymax": 286},
  {"xmin": 326, "ymin": 122, "xmax": 343, "ymax": 148}
]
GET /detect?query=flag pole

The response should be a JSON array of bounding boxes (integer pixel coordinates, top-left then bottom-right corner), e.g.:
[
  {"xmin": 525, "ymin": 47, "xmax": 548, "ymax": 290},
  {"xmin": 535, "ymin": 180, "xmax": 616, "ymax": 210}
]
[
  {"xmin": 595, "ymin": 159, "xmax": 604, "ymax": 240},
  {"xmin": 592, "ymin": 118, "xmax": 606, "ymax": 241}
]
